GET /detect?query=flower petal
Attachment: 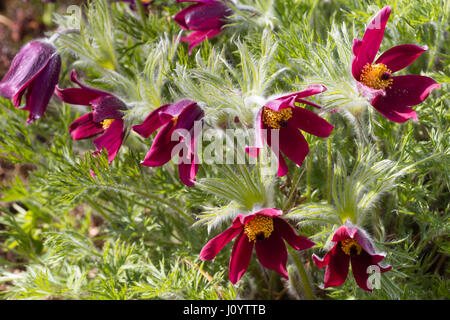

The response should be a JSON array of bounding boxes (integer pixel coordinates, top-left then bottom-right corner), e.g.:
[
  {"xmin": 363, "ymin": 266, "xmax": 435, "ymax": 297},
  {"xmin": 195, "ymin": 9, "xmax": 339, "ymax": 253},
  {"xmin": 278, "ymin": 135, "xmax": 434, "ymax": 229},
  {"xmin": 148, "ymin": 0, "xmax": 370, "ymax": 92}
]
[
  {"xmin": 350, "ymin": 251, "xmax": 376, "ymax": 292},
  {"xmin": 93, "ymin": 119, "xmax": 125, "ymax": 163},
  {"xmin": 274, "ymin": 218, "xmax": 315, "ymax": 250},
  {"xmin": 132, "ymin": 104, "xmax": 173, "ymax": 138},
  {"xmin": 22, "ymin": 54, "xmax": 61, "ymax": 123},
  {"xmin": 375, "ymin": 44, "xmax": 427, "ymax": 73},
  {"xmin": 353, "ymin": 6, "xmax": 391, "ymax": 78},
  {"xmin": 371, "ymin": 75, "xmax": 440, "ymax": 123},
  {"xmin": 323, "ymin": 244, "xmax": 350, "ymax": 288},
  {"xmin": 200, "ymin": 226, "xmax": 242, "ymax": 261},
  {"xmin": 245, "ymin": 108, "xmax": 264, "ymax": 158},
  {"xmin": 290, "ymin": 107, "xmax": 334, "ymax": 138},
  {"xmin": 278, "ymin": 123, "xmax": 309, "ymax": 169},
  {"xmin": 255, "ymin": 232, "xmax": 288, "ymax": 279},
  {"xmin": 69, "ymin": 112, "xmax": 104, "ymax": 140},
  {"xmin": 141, "ymin": 120, "xmax": 178, "ymax": 167},
  {"xmin": 229, "ymin": 232, "xmax": 254, "ymax": 284},
  {"xmin": 181, "ymin": 29, "xmax": 221, "ymax": 55},
  {"xmin": 91, "ymin": 95, "xmax": 126, "ymax": 123}
]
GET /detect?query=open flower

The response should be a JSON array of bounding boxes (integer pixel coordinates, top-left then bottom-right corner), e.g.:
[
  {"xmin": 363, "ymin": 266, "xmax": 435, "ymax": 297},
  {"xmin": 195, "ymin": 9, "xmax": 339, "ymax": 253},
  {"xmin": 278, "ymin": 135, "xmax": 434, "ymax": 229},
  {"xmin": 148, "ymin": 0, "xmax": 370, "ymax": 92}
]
[
  {"xmin": 0, "ymin": 40, "xmax": 61, "ymax": 123},
  {"xmin": 200, "ymin": 208, "xmax": 315, "ymax": 284},
  {"xmin": 173, "ymin": 0, "xmax": 232, "ymax": 55},
  {"xmin": 55, "ymin": 70, "xmax": 127, "ymax": 163},
  {"xmin": 352, "ymin": 6, "xmax": 440, "ymax": 123},
  {"xmin": 132, "ymin": 99, "xmax": 204, "ymax": 187},
  {"xmin": 312, "ymin": 225, "xmax": 392, "ymax": 292},
  {"xmin": 246, "ymin": 85, "xmax": 334, "ymax": 177}
]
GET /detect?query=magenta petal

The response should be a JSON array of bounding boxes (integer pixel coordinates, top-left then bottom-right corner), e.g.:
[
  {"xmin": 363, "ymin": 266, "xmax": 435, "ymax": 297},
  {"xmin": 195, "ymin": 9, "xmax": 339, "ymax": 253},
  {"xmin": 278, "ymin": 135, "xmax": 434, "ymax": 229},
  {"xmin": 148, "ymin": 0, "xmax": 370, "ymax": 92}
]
[
  {"xmin": 255, "ymin": 232, "xmax": 288, "ymax": 279},
  {"xmin": 245, "ymin": 108, "xmax": 264, "ymax": 158},
  {"xmin": 93, "ymin": 119, "xmax": 125, "ymax": 163},
  {"xmin": 331, "ymin": 225, "xmax": 357, "ymax": 242},
  {"xmin": 161, "ymin": 99, "xmax": 198, "ymax": 119},
  {"xmin": 132, "ymin": 104, "xmax": 173, "ymax": 138},
  {"xmin": 375, "ymin": 44, "xmax": 427, "ymax": 73},
  {"xmin": 312, "ymin": 250, "xmax": 332, "ymax": 269},
  {"xmin": 229, "ymin": 232, "xmax": 254, "ymax": 284},
  {"xmin": 265, "ymin": 126, "xmax": 290, "ymax": 177},
  {"xmin": 350, "ymin": 251, "xmax": 375, "ymax": 291},
  {"xmin": 181, "ymin": 29, "xmax": 221, "ymax": 55},
  {"xmin": 141, "ymin": 120, "xmax": 178, "ymax": 167},
  {"xmin": 372, "ymin": 75, "xmax": 440, "ymax": 122},
  {"xmin": 69, "ymin": 112, "xmax": 104, "ymax": 140},
  {"xmin": 354, "ymin": 6, "xmax": 391, "ymax": 78},
  {"xmin": 22, "ymin": 54, "xmax": 61, "ymax": 123},
  {"xmin": 323, "ymin": 244, "xmax": 350, "ymax": 288},
  {"xmin": 290, "ymin": 107, "xmax": 334, "ymax": 138},
  {"xmin": 352, "ymin": 38, "xmax": 363, "ymax": 56},
  {"xmin": 91, "ymin": 96, "xmax": 126, "ymax": 122},
  {"xmin": 183, "ymin": 2, "xmax": 230, "ymax": 30},
  {"xmin": 239, "ymin": 208, "xmax": 282, "ymax": 225},
  {"xmin": 200, "ymin": 226, "xmax": 242, "ymax": 260},
  {"xmin": 278, "ymin": 124, "xmax": 309, "ymax": 168},
  {"xmin": 274, "ymin": 218, "xmax": 315, "ymax": 250}
]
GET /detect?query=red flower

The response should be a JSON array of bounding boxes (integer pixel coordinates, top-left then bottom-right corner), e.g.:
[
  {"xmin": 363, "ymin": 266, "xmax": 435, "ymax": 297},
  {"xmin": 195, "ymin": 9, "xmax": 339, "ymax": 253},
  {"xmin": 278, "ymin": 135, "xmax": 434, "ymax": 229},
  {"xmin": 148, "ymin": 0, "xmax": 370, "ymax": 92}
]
[
  {"xmin": 312, "ymin": 225, "xmax": 392, "ymax": 292},
  {"xmin": 246, "ymin": 85, "xmax": 333, "ymax": 177},
  {"xmin": 55, "ymin": 70, "xmax": 126, "ymax": 163},
  {"xmin": 352, "ymin": 6, "xmax": 440, "ymax": 123},
  {"xmin": 173, "ymin": 0, "xmax": 232, "ymax": 55},
  {"xmin": 132, "ymin": 99, "xmax": 204, "ymax": 187},
  {"xmin": 200, "ymin": 208, "xmax": 315, "ymax": 284}
]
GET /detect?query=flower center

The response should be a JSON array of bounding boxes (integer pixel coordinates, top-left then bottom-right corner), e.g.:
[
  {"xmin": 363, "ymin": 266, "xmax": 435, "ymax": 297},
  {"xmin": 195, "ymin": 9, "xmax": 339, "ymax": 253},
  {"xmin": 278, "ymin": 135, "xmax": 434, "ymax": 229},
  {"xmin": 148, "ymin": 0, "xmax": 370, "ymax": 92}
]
[
  {"xmin": 360, "ymin": 63, "xmax": 393, "ymax": 90},
  {"xmin": 340, "ymin": 239, "xmax": 362, "ymax": 256},
  {"xmin": 244, "ymin": 216, "xmax": 274, "ymax": 242},
  {"xmin": 101, "ymin": 119, "xmax": 115, "ymax": 130},
  {"xmin": 262, "ymin": 107, "xmax": 293, "ymax": 129}
]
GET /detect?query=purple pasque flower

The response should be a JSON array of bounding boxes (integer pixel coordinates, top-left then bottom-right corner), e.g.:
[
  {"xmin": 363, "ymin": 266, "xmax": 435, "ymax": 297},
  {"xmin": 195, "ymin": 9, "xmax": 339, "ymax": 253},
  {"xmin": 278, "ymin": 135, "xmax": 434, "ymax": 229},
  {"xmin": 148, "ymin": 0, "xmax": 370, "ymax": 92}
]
[
  {"xmin": 312, "ymin": 225, "xmax": 392, "ymax": 292},
  {"xmin": 200, "ymin": 208, "xmax": 315, "ymax": 284},
  {"xmin": 55, "ymin": 70, "xmax": 127, "ymax": 164},
  {"xmin": 352, "ymin": 6, "xmax": 440, "ymax": 123},
  {"xmin": 0, "ymin": 40, "xmax": 61, "ymax": 123},
  {"xmin": 246, "ymin": 85, "xmax": 334, "ymax": 177},
  {"xmin": 173, "ymin": 0, "xmax": 232, "ymax": 55},
  {"xmin": 132, "ymin": 99, "xmax": 204, "ymax": 187}
]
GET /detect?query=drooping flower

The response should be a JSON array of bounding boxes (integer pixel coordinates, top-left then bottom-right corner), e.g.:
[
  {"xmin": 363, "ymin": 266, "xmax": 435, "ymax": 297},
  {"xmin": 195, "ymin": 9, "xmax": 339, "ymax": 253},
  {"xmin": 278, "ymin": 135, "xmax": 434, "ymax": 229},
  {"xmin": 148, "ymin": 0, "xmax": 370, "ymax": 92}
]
[
  {"xmin": 132, "ymin": 99, "xmax": 204, "ymax": 187},
  {"xmin": 246, "ymin": 85, "xmax": 334, "ymax": 177},
  {"xmin": 0, "ymin": 40, "xmax": 61, "ymax": 123},
  {"xmin": 312, "ymin": 225, "xmax": 392, "ymax": 292},
  {"xmin": 55, "ymin": 70, "xmax": 127, "ymax": 163},
  {"xmin": 173, "ymin": 0, "xmax": 232, "ymax": 55},
  {"xmin": 352, "ymin": 6, "xmax": 440, "ymax": 123},
  {"xmin": 200, "ymin": 208, "xmax": 315, "ymax": 284}
]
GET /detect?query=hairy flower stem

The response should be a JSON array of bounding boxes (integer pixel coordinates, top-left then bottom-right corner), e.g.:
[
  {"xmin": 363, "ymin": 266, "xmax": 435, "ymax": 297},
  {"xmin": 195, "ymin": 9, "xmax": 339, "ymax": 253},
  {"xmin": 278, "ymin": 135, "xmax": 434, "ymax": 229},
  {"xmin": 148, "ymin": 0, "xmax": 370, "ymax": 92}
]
[
  {"xmin": 306, "ymin": 151, "xmax": 312, "ymax": 202},
  {"xmin": 326, "ymin": 115, "xmax": 332, "ymax": 204},
  {"xmin": 288, "ymin": 247, "xmax": 314, "ymax": 300}
]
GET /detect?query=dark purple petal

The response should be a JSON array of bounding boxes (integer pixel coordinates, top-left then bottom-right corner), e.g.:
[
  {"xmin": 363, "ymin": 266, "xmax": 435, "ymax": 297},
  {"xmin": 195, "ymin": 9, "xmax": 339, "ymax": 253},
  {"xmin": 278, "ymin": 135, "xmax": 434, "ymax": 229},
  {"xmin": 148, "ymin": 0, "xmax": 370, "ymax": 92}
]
[
  {"xmin": 290, "ymin": 107, "xmax": 334, "ymax": 138},
  {"xmin": 371, "ymin": 75, "xmax": 440, "ymax": 123},
  {"xmin": 22, "ymin": 54, "xmax": 61, "ymax": 123},
  {"xmin": 0, "ymin": 41, "xmax": 55, "ymax": 104},
  {"xmin": 350, "ymin": 251, "xmax": 376, "ymax": 292},
  {"xmin": 91, "ymin": 95, "xmax": 126, "ymax": 122},
  {"xmin": 140, "ymin": 120, "xmax": 178, "ymax": 167},
  {"xmin": 375, "ymin": 44, "xmax": 428, "ymax": 73},
  {"xmin": 69, "ymin": 112, "xmax": 104, "ymax": 140},
  {"xmin": 132, "ymin": 104, "xmax": 173, "ymax": 138},
  {"xmin": 239, "ymin": 208, "xmax": 283, "ymax": 225},
  {"xmin": 274, "ymin": 217, "xmax": 315, "ymax": 250},
  {"xmin": 322, "ymin": 244, "xmax": 350, "ymax": 288},
  {"xmin": 200, "ymin": 226, "xmax": 243, "ymax": 260},
  {"xmin": 331, "ymin": 225, "xmax": 357, "ymax": 242},
  {"xmin": 229, "ymin": 232, "xmax": 254, "ymax": 284},
  {"xmin": 255, "ymin": 231, "xmax": 288, "ymax": 279},
  {"xmin": 353, "ymin": 6, "xmax": 391, "ymax": 79},
  {"xmin": 93, "ymin": 119, "xmax": 125, "ymax": 163}
]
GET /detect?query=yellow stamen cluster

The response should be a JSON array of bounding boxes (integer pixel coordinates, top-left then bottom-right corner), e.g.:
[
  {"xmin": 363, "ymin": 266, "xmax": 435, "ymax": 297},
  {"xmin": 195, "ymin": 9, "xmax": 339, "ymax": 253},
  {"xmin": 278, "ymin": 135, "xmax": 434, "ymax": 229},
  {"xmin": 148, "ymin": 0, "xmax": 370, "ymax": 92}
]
[
  {"xmin": 341, "ymin": 239, "xmax": 362, "ymax": 256},
  {"xmin": 360, "ymin": 63, "xmax": 393, "ymax": 90},
  {"xmin": 262, "ymin": 107, "xmax": 293, "ymax": 129},
  {"xmin": 244, "ymin": 216, "xmax": 274, "ymax": 242},
  {"xmin": 101, "ymin": 119, "xmax": 115, "ymax": 130},
  {"xmin": 172, "ymin": 116, "xmax": 179, "ymax": 127}
]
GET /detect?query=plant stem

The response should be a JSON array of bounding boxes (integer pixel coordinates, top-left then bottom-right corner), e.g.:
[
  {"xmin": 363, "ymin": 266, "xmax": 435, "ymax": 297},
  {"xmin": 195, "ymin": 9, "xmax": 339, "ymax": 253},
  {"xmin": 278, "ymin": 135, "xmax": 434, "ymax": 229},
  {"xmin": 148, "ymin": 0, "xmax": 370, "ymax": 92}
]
[
  {"xmin": 288, "ymin": 247, "xmax": 314, "ymax": 300},
  {"xmin": 306, "ymin": 150, "xmax": 312, "ymax": 202},
  {"xmin": 327, "ymin": 115, "xmax": 332, "ymax": 204}
]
